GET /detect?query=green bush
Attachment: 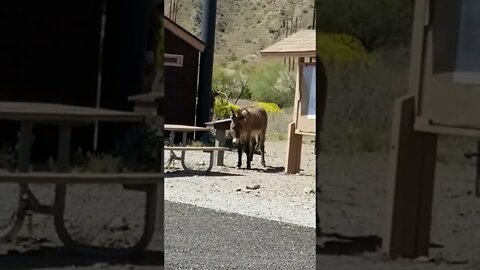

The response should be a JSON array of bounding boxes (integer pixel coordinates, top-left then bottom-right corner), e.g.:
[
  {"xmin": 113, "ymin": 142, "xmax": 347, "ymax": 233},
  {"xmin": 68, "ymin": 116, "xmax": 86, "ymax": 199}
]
[
  {"xmin": 316, "ymin": 0, "xmax": 413, "ymax": 51},
  {"xmin": 317, "ymin": 33, "xmax": 371, "ymax": 65},
  {"xmin": 255, "ymin": 101, "xmax": 282, "ymax": 114},
  {"xmin": 212, "ymin": 65, "xmax": 251, "ymax": 101},
  {"xmin": 248, "ymin": 62, "xmax": 295, "ymax": 107},
  {"xmin": 214, "ymin": 98, "xmax": 240, "ymax": 119},
  {"xmin": 112, "ymin": 118, "xmax": 164, "ymax": 172}
]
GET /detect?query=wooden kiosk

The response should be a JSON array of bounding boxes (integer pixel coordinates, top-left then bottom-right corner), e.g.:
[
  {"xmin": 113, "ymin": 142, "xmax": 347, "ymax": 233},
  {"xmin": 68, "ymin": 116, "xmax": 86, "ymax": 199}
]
[
  {"xmin": 260, "ymin": 30, "xmax": 316, "ymax": 174},
  {"xmin": 383, "ymin": 0, "xmax": 480, "ymax": 258}
]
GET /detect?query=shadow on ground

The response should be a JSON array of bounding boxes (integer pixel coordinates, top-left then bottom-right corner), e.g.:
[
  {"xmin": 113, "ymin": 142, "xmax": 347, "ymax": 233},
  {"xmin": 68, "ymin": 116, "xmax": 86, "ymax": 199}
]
[
  {"xmin": 316, "ymin": 233, "xmax": 382, "ymax": 255},
  {"xmin": 0, "ymin": 247, "xmax": 163, "ymax": 269},
  {"xmin": 316, "ymin": 233, "xmax": 444, "ymax": 256},
  {"xmin": 165, "ymin": 171, "xmax": 243, "ymax": 177},
  {"xmin": 222, "ymin": 165, "xmax": 285, "ymax": 174},
  {"xmin": 249, "ymin": 166, "xmax": 285, "ymax": 174}
]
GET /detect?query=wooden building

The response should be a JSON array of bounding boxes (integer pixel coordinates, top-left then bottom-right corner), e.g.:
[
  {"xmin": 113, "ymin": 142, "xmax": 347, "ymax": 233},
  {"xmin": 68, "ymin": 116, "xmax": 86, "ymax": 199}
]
[
  {"xmin": 164, "ymin": 17, "xmax": 205, "ymax": 127},
  {"xmin": 0, "ymin": 1, "xmax": 157, "ymax": 161}
]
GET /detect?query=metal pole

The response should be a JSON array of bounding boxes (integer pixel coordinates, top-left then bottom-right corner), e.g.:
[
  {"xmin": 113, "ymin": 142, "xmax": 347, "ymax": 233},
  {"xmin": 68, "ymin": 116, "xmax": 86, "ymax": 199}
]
[
  {"xmin": 464, "ymin": 144, "xmax": 480, "ymax": 197},
  {"xmin": 93, "ymin": 0, "xmax": 108, "ymax": 151},
  {"xmin": 476, "ymin": 142, "xmax": 480, "ymax": 197},
  {"xmin": 196, "ymin": 0, "xmax": 217, "ymax": 130}
]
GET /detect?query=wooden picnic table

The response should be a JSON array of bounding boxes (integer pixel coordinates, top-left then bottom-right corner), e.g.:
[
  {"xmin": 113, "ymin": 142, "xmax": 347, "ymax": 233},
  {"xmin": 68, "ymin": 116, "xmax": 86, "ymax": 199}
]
[
  {"xmin": 205, "ymin": 118, "xmax": 232, "ymax": 166},
  {"xmin": 0, "ymin": 102, "xmax": 163, "ymax": 256},
  {"xmin": 164, "ymin": 124, "xmax": 229, "ymax": 174}
]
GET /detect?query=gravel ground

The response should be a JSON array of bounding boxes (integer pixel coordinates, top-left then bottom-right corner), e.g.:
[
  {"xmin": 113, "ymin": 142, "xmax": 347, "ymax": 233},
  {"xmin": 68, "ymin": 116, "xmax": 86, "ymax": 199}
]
[
  {"xmin": 317, "ymin": 152, "xmax": 480, "ymax": 270},
  {"xmin": 0, "ymin": 140, "xmax": 315, "ymax": 269},
  {"xmin": 0, "ymin": 184, "xmax": 163, "ymax": 269},
  {"xmin": 165, "ymin": 140, "xmax": 316, "ymax": 228}
]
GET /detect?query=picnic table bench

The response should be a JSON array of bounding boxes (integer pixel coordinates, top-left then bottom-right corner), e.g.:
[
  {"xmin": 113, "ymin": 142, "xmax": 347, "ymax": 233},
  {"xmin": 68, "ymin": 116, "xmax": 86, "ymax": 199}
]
[
  {"xmin": 164, "ymin": 124, "xmax": 229, "ymax": 174},
  {"xmin": 0, "ymin": 102, "xmax": 163, "ymax": 257}
]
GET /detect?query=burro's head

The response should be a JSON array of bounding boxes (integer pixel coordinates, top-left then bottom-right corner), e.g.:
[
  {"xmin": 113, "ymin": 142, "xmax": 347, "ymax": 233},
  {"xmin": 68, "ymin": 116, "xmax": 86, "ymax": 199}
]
[{"xmin": 230, "ymin": 108, "xmax": 250, "ymax": 146}]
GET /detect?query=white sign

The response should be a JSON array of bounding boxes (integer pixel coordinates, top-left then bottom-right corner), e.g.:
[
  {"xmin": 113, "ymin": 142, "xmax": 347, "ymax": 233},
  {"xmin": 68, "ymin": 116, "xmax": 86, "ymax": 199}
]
[
  {"xmin": 453, "ymin": 0, "xmax": 480, "ymax": 84},
  {"xmin": 303, "ymin": 65, "xmax": 316, "ymax": 119}
]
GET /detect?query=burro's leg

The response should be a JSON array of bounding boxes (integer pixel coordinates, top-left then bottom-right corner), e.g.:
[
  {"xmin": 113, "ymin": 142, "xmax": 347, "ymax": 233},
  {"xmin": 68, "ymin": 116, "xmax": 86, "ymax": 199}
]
[
  {"xmin": 237, "ymin": 142, "xmax": 242, "ymax": 168},
  {"xmin": 244, "ymin": 138, "xmax": 251, "ymax": 170},
  {"xmin": 248, "ymin": 137, "xmax": 256, "ymax": 169},
  {"xmin": 259, "ymin": 130, "xmax": 266, "ymax": 167}
]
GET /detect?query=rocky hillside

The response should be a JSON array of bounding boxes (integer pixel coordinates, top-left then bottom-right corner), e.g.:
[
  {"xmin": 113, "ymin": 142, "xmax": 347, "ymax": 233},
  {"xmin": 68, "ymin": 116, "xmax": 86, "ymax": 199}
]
[{"xmin": 165, "ymin": 0, "xmax": 315, "ymax": 62}]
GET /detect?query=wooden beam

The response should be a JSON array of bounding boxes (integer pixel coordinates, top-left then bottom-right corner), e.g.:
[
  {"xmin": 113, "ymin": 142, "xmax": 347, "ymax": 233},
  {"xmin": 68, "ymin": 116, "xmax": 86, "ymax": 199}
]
[
  {"xmin": 383, "ymin": 95, "xmax": 438, "ymax": 258},
  {"xmin": 285, "ymin": 122, "xmax": 302, "ymax": 174}
]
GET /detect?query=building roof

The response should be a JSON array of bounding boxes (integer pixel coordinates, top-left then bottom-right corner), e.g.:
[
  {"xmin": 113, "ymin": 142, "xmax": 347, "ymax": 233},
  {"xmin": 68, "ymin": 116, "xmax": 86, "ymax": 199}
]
[
  {"xmin": 164, "ymin": 17, "xmax": 205, "ymax": 52},
  {"xmin": 260, "ymin": 29, "xmax": 316, "ymax": 58}
]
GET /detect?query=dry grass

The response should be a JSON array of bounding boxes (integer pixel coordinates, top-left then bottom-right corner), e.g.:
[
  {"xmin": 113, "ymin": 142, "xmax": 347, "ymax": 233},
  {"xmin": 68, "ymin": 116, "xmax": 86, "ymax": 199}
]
[{"xmin": 266, "ymin": 107, "xmax": 293, "ymax": 141}]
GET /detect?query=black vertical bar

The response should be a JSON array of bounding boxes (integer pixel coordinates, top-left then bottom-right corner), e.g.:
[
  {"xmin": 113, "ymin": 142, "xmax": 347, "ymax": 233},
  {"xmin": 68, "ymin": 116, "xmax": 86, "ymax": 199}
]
[
  {"xmin": 476, "ymin": 142, "xmax": 480, "ymax": 197},
  {"xmin": 196, "ymin": 0, "xmax": 218, "ymax": 130}
]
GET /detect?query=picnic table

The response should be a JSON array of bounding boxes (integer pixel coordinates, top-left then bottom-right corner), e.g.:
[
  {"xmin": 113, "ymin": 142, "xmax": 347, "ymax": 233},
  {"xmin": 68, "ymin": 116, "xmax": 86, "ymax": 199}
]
[
  {"xmin": 205, "ymin": 118, "xmax": 232, "ymax": 166},
  {"xmin": 0, "ymin": 102, "xmax": 163, "ymax": 256},
  {"xmin": 164, "ymin": 124, "xmax": 229, "ymax": 174}
]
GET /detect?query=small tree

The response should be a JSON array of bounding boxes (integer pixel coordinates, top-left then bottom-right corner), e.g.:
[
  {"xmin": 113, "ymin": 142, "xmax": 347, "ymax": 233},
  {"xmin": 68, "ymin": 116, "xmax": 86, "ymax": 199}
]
[
  {"xmin": 248, "ymin": 63, "xmax": 295, "ymax": 108},
  {"xmin": 316, "ymin": 0, "xmax": 414, "ymax": 51},
  {"xmin": 212, "ymin": 64, "xmax": 251, "ymax": 102}
]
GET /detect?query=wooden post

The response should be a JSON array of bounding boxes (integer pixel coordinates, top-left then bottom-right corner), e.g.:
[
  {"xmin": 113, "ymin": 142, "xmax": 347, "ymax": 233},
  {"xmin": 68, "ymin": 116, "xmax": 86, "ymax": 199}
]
[
  {"xmin": 285, "ymin": 122, "xmax": 302, "ymax": 174},
  {"xmin": 57, "ymin": 126, "xmax": 72, "ymax": 172},
  {"xmin": 18, "ymin": 121, "xmax": 33, "ymax": 172},
  {"xmin": 383, "ymin": 95, "xmax": 438, "ymax": 259},
  {"xmin": 214, "ymin": 129, "xmax": 226, "ymax": 166}
]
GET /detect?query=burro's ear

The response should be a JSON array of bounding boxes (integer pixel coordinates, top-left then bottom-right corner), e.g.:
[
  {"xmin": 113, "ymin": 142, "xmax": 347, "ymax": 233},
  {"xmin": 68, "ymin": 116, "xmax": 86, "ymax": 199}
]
[{"xmin": 230, "ymin": 108, "xmax": 236, "ymax": 119}]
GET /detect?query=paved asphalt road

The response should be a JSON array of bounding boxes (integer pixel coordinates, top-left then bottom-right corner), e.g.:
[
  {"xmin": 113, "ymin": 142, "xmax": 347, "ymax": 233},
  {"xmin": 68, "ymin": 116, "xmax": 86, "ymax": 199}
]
[{"xmin": 164, "ymin": 201, "xmax": 315, "ymax": 270}]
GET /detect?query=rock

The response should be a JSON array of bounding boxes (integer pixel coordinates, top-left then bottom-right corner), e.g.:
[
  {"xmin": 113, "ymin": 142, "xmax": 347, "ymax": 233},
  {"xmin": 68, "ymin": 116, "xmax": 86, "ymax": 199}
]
[
  {"xmin": 235, "ymin": 188, "xmax": 242, "ymax": 192},
  {"xmin": 246, "ymin": 184, "xmax": 260, "ymax": 190},
  {"xmin": 7, "ymin": 249, "xmax": 20, "ymax": 255},
  {"xmin": 104, "ymin": 216, "xmax": 129, "ymax": 232},
  {"xmin": 415, "ymin": 256, "xmax": 431, "ymax": 263},
  {"xmin": 93, "ymin": 263, "xmax": 108, "ymax": 268},
  {"xmin": 197, "ymin": 161, "xmax": 206, "ymax": 166},
  {"xmin": 304, "ymin": 187, "xmax": 315, "ymax": 194}
]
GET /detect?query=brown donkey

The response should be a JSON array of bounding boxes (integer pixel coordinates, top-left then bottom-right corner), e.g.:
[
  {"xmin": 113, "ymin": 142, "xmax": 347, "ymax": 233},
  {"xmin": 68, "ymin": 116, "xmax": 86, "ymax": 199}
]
[{"xmin": 230, "ymin": 106, "xmax": 268, "ymax": 169}]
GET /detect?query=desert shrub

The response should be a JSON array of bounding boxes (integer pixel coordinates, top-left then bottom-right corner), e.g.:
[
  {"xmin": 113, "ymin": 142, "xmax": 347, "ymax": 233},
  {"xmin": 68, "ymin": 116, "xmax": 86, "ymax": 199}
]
[
  {"xmin": 72, "ymin": 120, "xmax": 163, "ymax": 173},
  {"xmin": 214, "ymin": 98, "xmax": 240, "ymax": 119},
  {"xmin": 317, "ymin": 33, "xmax": 371, "ymax": 64},
  {"xmin": 0, "ymin": 143, "xmax": 17, "ymax": 172},
  {"xmin": 316, "ymin": 0, "xmax": 414, "ymax": 51},
  {"xmin": 74, "ymin": 153, "xmax": 122, "ymax": 173},
  {"xmin": 248, "ymin": 62, "xmax": 295, "ymax": 107},
  {"xmin": 112, "ymin": 118, "xmax": 163, "ymax": 172},
  {"xmin": 321, "ymin": 49, "xmax": 409, "ymax": 153},
  {"xmin": 212, "ymin": 64, "xmax": 251, "ymax": 101},
  {"xmin": 255, "ymin": 101, "xmax": 282, "ymax": 114}
]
